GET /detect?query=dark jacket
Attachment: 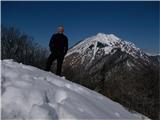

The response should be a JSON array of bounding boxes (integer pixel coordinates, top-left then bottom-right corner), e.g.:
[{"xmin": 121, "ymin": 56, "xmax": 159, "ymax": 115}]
[{"xmin": 49, "ymin": 33, "xmax": 68, "ymax": 55}]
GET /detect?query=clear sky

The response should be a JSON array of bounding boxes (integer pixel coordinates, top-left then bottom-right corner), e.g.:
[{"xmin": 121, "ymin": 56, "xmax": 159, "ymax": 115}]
[{"xmin": 2, "ymin": 1, "xmax": 159, "ymax": 54}]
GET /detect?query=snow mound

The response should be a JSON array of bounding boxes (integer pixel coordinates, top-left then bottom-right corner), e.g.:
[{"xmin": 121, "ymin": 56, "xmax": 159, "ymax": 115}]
[{"xmin": 1, "ymin": 60, "xmax": 150, "ymax": 120}]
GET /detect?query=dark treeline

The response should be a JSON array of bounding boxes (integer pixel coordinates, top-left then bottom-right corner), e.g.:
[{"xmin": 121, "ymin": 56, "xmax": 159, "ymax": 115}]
[{"xmin": 1, "ymin": 26, "xmax": 49, "ymax": 69}]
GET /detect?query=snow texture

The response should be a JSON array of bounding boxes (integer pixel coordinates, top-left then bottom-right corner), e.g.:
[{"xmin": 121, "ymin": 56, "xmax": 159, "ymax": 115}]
[{"xmin": 1, "ymin": 60, "xmax": 150, "ymax": 120}]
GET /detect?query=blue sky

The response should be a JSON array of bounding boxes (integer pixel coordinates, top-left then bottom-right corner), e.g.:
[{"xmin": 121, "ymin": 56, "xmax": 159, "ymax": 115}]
[{"xmin": 2, "ymin": 1, "xmax": 159, "ymax": 54}]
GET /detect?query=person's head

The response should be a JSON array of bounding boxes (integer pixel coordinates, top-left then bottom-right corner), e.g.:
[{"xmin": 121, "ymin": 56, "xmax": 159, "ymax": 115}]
[{"xmin": 57, "ymin": 26, "xmax": 64, "ymax": 33}]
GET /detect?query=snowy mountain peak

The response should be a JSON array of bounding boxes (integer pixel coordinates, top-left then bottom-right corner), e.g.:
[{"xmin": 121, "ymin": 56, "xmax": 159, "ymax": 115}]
[
  {"xmin": 108, "ymin": 34, "xmax": 121, "ymax": 41},
  {"xmin": 94, "ymin": 33, "xmax": 121, "ymax": 44},
  {"xmin": 96, "ymin": 32, "xmax": 106, "ymax": 37},
  {"xmin": 67, "ymin": 33, "xmax": 145, "ymax": 60},
  {"xmin": 96, "ymin": 33, "xmax": 121, "ymax": 42},
  {"xmin": 96, "ymin": 32, "xmax": 108, "ymax": 39}
]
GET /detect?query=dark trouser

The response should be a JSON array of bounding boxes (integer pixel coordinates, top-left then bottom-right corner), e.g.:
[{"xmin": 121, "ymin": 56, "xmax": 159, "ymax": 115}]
[{"xmin": 46, "ymin": 52, "xmax": 64, "ymax": 76}]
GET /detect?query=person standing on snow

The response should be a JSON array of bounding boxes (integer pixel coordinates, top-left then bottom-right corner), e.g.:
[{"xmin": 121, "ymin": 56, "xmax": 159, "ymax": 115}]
[{"xmin": 46, "ymin": 26, "xmax": 68, "ymax": 76}]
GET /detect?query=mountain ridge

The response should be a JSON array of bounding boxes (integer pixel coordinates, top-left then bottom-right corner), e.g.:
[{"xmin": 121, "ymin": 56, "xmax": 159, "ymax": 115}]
[{"xmin": 67, "ymin": 33, "xmax": 147, "ymax": 59}]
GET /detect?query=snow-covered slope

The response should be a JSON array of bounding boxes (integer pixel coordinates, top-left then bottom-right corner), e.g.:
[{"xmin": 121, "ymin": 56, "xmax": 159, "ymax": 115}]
[
  {"xmin": 67, "ymin": 33, "xmax": 146, "ymax": 60},
  {"xmin": 1, "ymin": 60, "xmax": 149, "ymax": 120}
]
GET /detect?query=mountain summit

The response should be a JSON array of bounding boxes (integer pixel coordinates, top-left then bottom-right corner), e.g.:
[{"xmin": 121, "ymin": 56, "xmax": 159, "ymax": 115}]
[{"xmin": 67, "ymin": 33, "xmax": 147, "ymax": 63}]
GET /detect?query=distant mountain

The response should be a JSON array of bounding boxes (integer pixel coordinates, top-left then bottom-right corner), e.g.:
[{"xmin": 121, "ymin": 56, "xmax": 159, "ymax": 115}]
[
  {"xmin": 67, "ymin": 33, "xmax": 142, "ymax": 56},
  {"xmin": 65, "ymin": 33, "xmax": 153, "ymax": 68},
  {"xmin": 60, "ymin": 33, "xmax": 159, "ymax": 119}
]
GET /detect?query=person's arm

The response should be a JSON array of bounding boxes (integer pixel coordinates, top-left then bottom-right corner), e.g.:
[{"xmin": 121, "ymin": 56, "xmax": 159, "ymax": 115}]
[
  {"xmin": 49, "ymin": 34, "xmax": 55, "ymax": 52},
  {"xmin": 64, "ymin": 37, "xmax": 68, "ymax": 55}
]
